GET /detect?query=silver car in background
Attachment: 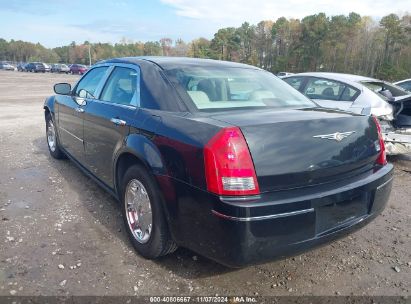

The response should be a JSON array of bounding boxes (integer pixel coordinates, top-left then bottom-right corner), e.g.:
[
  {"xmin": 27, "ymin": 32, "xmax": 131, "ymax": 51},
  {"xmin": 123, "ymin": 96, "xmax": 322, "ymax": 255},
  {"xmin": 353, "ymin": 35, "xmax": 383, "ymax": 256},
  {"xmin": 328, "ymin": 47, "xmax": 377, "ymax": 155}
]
[
  {"xmin": 284, "ymin": 72, "xmax": 411, "ymax": 155},
  {"xmin": 0, "ymin": 62, "xmax": 15, "ymax": 71},
  {"xmin": 51, "ymin": 63, "xmax": 70, "ymax": 73}
]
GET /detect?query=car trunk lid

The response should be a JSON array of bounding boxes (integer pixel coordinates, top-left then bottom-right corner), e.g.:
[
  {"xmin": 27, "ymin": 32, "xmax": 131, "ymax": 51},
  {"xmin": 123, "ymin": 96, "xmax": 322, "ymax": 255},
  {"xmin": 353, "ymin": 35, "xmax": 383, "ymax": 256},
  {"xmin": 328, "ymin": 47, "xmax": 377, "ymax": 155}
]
[{"xmin": 210, "ymin": 108, "xmax": 380, "ymax": 192}]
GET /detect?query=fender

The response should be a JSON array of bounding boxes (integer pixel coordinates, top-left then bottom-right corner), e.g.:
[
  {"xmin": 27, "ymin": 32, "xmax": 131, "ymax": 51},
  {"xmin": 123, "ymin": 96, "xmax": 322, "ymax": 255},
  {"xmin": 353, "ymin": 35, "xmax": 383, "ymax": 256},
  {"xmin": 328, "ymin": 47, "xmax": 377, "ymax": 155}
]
[
  {"xmin": 112, "ymin": 133, "xmax": 167, "ymax": 194},
  {"xmin": 112, "ymin": 133, "xmax": 178, "ymax": 232},
  {"xmin": 43, "ymin": 95, "xmax": 56, "ymax": 117},
  {"xmin": 43, "ymin": 95, "xmax": 64, "ymax": 141}
]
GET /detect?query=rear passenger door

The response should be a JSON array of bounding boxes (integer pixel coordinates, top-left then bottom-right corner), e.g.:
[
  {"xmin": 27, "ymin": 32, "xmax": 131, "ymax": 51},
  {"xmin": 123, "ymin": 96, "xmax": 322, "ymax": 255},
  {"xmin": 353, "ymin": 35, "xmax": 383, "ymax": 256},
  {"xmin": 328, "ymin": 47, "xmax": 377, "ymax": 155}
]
[
  {"xmin": 303, "ymin": 77, "xmax": 358, "ymax": 111},
  {"xmin": 83, "ymin": 64, "xmax": 140, "ymax": 187}
]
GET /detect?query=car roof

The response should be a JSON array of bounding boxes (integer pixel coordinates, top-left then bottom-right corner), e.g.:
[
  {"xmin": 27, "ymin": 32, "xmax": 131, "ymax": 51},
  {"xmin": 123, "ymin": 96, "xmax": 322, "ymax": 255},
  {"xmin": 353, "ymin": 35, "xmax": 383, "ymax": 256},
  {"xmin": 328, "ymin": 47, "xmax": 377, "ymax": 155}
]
[
  {"xmin": 99, "ymin": 56, "xmax": 261, "ymax": 70},
  {"xmin": 286, "ymin": 72, "xmax": 379, "ymax": 83}
]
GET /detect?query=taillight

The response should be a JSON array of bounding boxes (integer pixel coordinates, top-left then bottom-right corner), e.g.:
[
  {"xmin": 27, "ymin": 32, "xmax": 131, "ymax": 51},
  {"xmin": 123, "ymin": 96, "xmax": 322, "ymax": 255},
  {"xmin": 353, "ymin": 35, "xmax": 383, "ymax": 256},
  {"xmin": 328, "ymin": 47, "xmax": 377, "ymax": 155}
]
[
  {"xmin": 372, "ymin": 116, "xmax": 387, "ymax": 165},
  {"xmin": 204, "ymin": 127, "xmax": 260, "ymax": 196}
]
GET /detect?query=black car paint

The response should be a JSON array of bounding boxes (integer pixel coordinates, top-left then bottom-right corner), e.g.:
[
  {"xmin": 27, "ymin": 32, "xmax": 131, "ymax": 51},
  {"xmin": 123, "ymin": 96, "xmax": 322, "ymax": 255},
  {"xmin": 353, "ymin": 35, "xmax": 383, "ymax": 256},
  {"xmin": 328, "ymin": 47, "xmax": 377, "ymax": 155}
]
[
  {"xmin": 44, "ymin": 57, "xmax": 393, "ymax": 267},
  {"xmin": 208, "ymin": 108, "xmax": 379, "ymax": 192}
]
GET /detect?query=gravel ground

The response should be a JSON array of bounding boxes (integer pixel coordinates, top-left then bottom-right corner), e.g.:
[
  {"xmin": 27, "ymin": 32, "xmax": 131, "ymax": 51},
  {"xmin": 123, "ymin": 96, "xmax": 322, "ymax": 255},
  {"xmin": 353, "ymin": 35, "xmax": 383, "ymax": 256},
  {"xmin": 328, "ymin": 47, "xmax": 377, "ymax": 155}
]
[{"xmin": 0, "ymin": 70, "xmax": 410, "ymax": 297}]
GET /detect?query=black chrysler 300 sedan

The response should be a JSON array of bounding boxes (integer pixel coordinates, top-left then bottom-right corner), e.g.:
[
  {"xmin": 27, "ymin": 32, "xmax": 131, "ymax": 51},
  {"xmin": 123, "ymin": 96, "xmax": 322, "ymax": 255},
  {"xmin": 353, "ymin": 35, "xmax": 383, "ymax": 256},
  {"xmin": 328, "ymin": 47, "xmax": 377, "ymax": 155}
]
[{"xmin": 44, "ymin": 57, "xmax": 393, "ymax": 267}]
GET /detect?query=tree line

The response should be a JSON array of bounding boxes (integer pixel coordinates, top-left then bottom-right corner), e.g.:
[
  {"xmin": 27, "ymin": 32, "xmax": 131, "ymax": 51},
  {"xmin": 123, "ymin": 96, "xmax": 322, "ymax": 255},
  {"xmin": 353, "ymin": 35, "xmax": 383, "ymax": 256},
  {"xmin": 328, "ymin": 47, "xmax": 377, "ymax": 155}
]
[{"xmin": 0, "ymin": 12, "xmax": 410, "ymax": 81}]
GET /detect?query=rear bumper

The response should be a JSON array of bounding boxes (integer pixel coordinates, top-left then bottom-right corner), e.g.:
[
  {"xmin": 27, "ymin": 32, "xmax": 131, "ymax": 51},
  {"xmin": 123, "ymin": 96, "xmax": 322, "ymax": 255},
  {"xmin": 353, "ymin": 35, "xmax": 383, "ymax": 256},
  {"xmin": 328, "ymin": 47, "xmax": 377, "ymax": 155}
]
[{"xmin": 165, "ymin": 164, "xmax": 394, "ymax": 267}]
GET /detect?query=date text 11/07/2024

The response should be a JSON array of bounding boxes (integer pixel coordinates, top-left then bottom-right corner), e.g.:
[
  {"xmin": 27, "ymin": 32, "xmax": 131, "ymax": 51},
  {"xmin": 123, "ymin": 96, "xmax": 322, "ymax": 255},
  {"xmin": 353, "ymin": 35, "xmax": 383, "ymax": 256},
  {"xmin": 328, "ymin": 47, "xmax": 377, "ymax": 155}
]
[{"xmin": 149, "ymin": 296, "xmax": 257, "ymax": 303}]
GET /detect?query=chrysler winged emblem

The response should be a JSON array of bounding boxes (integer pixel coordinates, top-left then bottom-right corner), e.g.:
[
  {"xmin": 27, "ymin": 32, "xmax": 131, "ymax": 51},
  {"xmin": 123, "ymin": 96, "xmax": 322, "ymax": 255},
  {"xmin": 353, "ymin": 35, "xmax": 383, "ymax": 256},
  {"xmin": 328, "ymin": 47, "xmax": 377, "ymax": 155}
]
[{"xmin": 313, "ymin": 131, "xmax": 355, "ymax": 142}]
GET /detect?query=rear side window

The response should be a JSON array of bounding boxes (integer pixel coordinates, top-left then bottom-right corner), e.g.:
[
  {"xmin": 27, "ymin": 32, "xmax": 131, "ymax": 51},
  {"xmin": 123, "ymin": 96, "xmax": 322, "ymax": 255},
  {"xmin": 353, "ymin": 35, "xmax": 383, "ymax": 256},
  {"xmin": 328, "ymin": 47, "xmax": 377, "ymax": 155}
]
[
  {"xmin": 100, "ymin": 67, "xmax": 140, "ymax": 106},
  {"xmin": 340, "ymin": 86, "xmax": 359, "ymax": 101},
  {"xmin": 75, "ymin": 67, "xmax": 108, "ymax": 98},
  {"xmin": 304, "ymin": 78, "xmax": 343, "ymax": 100},
  {"xmin": 304, "ymin": 78, "xmax": 358, "ymax": 101}
]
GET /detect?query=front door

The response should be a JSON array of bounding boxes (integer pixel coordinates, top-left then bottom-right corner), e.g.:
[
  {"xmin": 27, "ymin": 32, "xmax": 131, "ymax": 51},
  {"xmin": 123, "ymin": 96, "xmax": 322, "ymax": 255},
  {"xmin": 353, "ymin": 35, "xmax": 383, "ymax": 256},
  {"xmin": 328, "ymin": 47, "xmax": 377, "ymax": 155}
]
[
  {"xmin": 56, "ymin": 66, "xmax": 109, "ymax": 164},
  {"xmin": 56, "ymin": 94, "xmax": 86, "ymax": 162},
  {"xmin": 83, "ymin": 65, "xmax": 140, "ymax": 187}
]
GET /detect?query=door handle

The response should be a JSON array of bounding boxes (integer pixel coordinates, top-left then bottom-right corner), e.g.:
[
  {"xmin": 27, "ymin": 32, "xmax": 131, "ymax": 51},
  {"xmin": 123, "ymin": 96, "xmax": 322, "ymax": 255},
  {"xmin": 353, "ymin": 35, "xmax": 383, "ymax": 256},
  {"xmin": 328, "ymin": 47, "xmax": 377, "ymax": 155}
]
[
  {"xmin": 75, "ymin": 107, "xmax": 84, "ymax": 113},
  {"xmin": 110, "ymin": 118, "xmax": 127, "ymax": 126}
]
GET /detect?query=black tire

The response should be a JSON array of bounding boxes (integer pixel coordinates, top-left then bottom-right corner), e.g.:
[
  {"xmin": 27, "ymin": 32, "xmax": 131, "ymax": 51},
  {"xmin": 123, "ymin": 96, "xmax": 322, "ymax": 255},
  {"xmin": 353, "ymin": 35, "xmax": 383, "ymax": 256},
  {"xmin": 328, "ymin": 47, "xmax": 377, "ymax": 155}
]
[
  {"xmin": 121, "ymin": 164, "xmax": 177, "ymax": 259},
  {"xmin": 45, "ymin": 114, "xmax": 65, "ymax": 159}
]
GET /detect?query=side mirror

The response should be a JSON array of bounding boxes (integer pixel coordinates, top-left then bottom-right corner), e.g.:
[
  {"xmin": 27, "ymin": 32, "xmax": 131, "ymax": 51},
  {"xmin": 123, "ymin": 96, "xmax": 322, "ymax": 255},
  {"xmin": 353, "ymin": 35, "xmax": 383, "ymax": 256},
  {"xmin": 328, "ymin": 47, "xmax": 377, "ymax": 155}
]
[{"xmin": 54, "ymin": 83, "xmax": 71, "ymax": 95}]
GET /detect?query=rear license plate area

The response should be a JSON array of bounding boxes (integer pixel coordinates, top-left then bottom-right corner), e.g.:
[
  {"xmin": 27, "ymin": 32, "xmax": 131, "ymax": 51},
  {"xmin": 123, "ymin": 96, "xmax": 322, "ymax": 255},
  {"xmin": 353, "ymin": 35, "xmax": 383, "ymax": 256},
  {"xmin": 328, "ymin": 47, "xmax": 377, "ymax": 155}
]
[{"xmin": 315, "ymin": 193, "xmax": 368, "ymax": 235}]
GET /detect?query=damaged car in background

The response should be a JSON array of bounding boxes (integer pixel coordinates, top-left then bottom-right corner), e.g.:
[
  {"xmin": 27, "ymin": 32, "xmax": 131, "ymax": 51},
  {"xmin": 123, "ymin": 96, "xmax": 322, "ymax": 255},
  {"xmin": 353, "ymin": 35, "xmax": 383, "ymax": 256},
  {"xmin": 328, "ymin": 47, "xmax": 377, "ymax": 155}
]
[{"xmin": 283, "ymin": 73, "xmax": 411, "ymax": 155}]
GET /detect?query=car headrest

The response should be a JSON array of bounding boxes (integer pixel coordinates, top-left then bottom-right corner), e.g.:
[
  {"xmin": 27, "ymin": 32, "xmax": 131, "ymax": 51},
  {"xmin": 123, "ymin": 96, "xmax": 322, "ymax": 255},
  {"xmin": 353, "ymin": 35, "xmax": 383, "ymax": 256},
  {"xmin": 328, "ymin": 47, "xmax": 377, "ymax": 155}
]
[
  {"xmin": 187, "ymin": 91, "xmax": 211, "ymax": 105},
  {"xmin": 322, "ymin": 87, "xmax": 335, "ymax": 97},
  {"xmin": 250, "ymin": 90, "xmax": 275, "ymax": 100}
]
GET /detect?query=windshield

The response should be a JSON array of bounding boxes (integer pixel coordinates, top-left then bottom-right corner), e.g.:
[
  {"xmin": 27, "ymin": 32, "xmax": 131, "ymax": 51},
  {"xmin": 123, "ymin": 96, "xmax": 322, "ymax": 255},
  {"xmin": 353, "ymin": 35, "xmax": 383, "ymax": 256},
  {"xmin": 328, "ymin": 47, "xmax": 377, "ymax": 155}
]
[{"xmin": 165, "ymin": 67, "xmax": 314, "ymax": 111}]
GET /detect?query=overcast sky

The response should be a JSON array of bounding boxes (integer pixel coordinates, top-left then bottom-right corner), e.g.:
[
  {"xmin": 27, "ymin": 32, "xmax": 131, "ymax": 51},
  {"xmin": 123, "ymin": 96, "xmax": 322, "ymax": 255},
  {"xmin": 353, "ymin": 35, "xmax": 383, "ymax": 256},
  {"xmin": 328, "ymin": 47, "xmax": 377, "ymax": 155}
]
[{"xmin": 0, "ymin": 0, "xmax": 409, "ymax": 47}]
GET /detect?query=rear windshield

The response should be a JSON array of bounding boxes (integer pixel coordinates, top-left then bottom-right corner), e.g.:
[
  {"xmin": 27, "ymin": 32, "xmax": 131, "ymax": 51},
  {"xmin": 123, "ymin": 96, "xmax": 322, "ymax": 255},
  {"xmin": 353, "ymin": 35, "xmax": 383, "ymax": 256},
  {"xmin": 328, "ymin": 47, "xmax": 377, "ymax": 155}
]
[
  {"xmin": 360, "ymin": 81, "xmax": 409, "ymax": 100},
  {"xmin": 165, "ymin": 67, "xmax": 314, "ymax": 111}
]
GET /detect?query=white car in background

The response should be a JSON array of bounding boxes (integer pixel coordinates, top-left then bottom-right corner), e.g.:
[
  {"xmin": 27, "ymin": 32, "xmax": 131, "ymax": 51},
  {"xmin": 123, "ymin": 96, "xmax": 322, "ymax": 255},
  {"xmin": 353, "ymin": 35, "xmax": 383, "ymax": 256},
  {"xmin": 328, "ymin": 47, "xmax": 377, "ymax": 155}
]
[
  {"xmin": 283, "ymin": 72, "xmax": 411, "ymax": 155},
  {"xmin": 394, "ymin": 79, "xmax": 411, "ymax": 92}
]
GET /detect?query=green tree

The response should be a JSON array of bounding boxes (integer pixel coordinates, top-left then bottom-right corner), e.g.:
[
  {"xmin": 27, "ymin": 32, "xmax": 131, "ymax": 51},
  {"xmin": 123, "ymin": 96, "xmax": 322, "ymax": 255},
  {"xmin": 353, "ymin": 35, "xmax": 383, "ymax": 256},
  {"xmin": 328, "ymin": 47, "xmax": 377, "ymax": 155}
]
[
  {"xmin": 300, "ymin": 13, "xmax": 329, "ymax": 70},
  {"xmin": 143, "ymin": 41, "xmax": 161, "ymax": 56},
  {"xmin": 380, "ymin": 14, "xmax": 406, "ymax": 64}
]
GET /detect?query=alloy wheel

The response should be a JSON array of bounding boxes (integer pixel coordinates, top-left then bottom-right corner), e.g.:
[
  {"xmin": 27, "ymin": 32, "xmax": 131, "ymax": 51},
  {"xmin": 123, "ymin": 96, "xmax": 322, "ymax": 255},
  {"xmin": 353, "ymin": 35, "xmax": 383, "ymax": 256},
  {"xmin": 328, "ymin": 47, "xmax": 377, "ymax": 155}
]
[
  {"xmin": 124, "ymin": 179, "xmax": 153, "ymax": 244},
  {"xmin": 47, "ymin": 120, "xmax": 56, "ymax": 152}
]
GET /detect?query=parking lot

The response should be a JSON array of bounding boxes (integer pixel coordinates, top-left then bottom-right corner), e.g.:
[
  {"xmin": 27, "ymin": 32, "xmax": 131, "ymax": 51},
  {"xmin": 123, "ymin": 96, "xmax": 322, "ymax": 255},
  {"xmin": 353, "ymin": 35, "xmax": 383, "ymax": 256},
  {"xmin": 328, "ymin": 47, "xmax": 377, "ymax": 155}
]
[{"xmin": 0, "ymin": 70, "xmax": 410, "ymax": 297}]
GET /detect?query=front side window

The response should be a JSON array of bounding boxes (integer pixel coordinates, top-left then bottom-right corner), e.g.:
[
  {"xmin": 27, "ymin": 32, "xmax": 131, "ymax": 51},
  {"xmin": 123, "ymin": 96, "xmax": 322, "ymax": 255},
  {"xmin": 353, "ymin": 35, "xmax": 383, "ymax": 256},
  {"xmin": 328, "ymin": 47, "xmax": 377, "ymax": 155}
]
[
  {"xmin": 100, "ymin": 67, "xmax": 139, "ymax": 106},
  {"xmin": 283, "ymin": 77, "xmax": 305, "ymax": 91},
  {"xmin": 165, "ymin": 67, "xmax": 314, "ymax": 111},
  {"xmin": 75, "ymin": 67, "xmax": 108, "ymax": 98}
]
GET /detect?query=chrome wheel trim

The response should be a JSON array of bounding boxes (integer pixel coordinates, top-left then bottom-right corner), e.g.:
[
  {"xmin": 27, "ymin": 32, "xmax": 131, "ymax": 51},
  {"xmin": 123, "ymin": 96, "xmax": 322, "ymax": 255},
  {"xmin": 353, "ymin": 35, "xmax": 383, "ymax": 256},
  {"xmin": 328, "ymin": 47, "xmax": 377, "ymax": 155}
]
[
  {"xmin": 125, "ymin": 179, "xmax": 153, "ymax": 244},
  {"xmin": 47, "ymin": 120, "xmax": 56, "ymax": 152}
]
